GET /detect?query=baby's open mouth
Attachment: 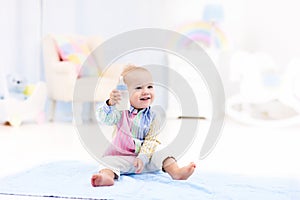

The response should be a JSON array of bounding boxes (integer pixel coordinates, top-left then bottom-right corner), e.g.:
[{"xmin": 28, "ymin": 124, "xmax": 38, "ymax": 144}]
[{"xmin": 140, "ymin": 97, "xmax": 151, "ymax": 101}]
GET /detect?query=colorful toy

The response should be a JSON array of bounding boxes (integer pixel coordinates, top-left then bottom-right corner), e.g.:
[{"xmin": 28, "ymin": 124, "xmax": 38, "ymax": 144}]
[
  {"xmin": 23, "ymin": 84, "xmax": 36, "ymax": 96},
  {"xmin": 6, "ymin": 74, "xmax": 28, "ymax": 100},
  {"xmin": 0, "ymin": 74, "xmax": 47, "ymax": 126},
  {"xmin": 176, "ymin": 21, "xmax": 228, "ymax": 49}
]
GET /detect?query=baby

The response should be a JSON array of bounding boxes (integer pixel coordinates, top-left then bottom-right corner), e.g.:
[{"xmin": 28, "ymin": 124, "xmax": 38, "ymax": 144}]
[{"xmin": 91, "ymin": 65, "xmax": 196, "ymax": 186}]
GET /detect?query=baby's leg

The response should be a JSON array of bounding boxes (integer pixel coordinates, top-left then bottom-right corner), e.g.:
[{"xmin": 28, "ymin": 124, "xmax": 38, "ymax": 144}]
[
  {"xmin": 91, "ymin": 169, "xmax": 115, "ymax": 187},
  {"xmin": 91, "ymin": 155, "xmax": 136, "ymax": 187},
  {"xmin": 163, "ymin": 157, "xmax": 196, "ymax": 180}
]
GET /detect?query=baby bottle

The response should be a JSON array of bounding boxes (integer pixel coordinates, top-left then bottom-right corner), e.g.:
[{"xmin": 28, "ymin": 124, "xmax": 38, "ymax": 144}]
[{"xmin": 116, "ymin": 76, "xmax": 130, "ymax": 110}]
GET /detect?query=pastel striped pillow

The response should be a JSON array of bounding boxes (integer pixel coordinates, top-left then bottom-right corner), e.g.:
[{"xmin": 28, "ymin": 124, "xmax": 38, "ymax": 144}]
[{"xmin": 53, "ymin": 35, "xmax": 99, "ymax": 77}]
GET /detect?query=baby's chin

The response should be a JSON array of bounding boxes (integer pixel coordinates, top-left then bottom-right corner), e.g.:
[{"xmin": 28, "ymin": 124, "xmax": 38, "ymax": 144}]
[
  {"xmin": 135, "ymin": 105, "xmax": 150, "ymax": 109},
  {"xmin": 133, "ymin": 103, "xmax": 152, "ymax": 109},
  {"xmin": 132, "ymin": 99, "xmax": 153, "ymax": 109}
]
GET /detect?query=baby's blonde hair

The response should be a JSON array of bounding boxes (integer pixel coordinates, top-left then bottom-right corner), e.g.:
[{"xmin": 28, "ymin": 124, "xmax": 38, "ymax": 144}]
[
  {"xmin": 121, "ymin": 64, "xmax": 152, "ymax": 86},
  {"xmin": 121, "ymin": 64, "xmax": 149, "ymax": 77}
]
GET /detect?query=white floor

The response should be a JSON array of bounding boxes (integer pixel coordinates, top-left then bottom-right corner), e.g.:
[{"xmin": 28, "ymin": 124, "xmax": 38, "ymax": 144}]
[{"xmin": 0, "ymin": 117, "xmax": 300, "ymax": 199}]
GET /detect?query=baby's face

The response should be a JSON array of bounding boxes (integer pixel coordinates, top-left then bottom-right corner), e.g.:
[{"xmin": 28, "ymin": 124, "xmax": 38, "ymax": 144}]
[{"xmin": 124, "ymin": 69, "xmax": 155, "ymax": 109}]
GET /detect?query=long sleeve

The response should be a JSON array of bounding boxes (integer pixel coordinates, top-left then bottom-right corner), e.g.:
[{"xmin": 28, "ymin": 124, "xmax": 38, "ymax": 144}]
[
  {"xmin": 137, "ymin": 118, "xmax": 161, "ymax": 165},
  {"xmin": 96, "ymin": 101, "xmax": 122, "ymax": 125}
]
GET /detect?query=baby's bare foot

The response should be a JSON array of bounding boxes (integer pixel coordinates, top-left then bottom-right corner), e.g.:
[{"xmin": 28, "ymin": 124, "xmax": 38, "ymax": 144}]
[
  {"xmin": 91, "ymin": 173, "xmax": 114, "ymax": 187},
  {"xmin": 170, "ymin": 162, "xmax": 196, "ymax": 180}
]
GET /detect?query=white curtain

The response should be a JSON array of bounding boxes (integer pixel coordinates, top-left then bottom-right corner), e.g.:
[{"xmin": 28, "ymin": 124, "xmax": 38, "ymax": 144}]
[{"xmin": 0, "ymin": 0, "xmax": 42, "ymax": 82}]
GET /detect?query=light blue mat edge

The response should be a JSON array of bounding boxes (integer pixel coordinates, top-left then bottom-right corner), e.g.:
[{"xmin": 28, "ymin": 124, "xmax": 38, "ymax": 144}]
[{"xmin": 0, "ymin": 160, "xmax": 299, "ymax": 200}]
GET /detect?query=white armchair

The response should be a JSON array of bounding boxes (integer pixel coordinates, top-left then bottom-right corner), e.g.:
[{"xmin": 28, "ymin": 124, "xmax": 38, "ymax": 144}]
[{"xmin": 42, "ymin": 35, "xmax": 123, "ymax": 122}]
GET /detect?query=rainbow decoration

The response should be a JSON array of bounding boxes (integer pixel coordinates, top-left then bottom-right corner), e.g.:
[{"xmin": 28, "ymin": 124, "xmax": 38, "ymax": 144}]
[{"xmin": 176, "ymin": 21, "xmax": 228, "ymax": 50}]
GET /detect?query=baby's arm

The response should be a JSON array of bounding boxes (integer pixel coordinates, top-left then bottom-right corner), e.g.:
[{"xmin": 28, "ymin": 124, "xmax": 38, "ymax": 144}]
[
  {"xmin": 96, "ymin": 90, "xmax": 122, "ymax": 125},
  {"xmin": 136, "ymin": 119, "xmax": 161, "ymax": 165},
  {"xmin": 133, "ymin": 158, "xmax": 144, "ymax": 173},
  {"xmin": 107, "ymin": 89, "xmax": 121, "ymax": 106}
]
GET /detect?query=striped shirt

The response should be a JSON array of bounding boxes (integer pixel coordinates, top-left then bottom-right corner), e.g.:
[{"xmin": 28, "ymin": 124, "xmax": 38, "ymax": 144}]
[{"xmin": 96, "ymin": 102, "xmax": 161, "ymax": 165}]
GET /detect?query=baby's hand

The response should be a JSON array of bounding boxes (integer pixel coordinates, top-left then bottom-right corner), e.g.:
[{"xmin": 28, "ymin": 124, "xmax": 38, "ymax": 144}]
[
  {"xmin": 134, "ymin": 158, "xmax": 144, "ymax": 173},
  {"xmin": 108, "ymin": 89, "xmax": 121, "ymax": 106}
]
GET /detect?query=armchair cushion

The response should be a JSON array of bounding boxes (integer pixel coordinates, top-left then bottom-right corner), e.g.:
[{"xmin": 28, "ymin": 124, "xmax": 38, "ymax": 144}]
[
  {"xmin": 53, "ymin": 35, "xmax": 99, "ymax": 77},
  {"xmin": 43, "ymin": 34, "xmax": 124, "ymax": 103}
]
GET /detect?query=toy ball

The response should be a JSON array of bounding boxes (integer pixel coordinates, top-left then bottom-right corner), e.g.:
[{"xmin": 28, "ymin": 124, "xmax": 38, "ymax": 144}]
[{"xmin": 23, "ymin": 84, "xmax": 36, "ymax": 96}]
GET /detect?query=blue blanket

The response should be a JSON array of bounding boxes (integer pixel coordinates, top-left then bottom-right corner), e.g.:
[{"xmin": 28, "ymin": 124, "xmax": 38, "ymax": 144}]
[{"xmin": 0, "ymin": 160, "xmax": 299, "ymax": 200}]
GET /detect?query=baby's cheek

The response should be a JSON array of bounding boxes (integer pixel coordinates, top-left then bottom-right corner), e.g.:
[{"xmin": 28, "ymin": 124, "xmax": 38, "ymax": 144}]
[
  {"xmin": 128, "ymin": 91, "xmax": 135, "ymax": 100},
  {"xmin": 151, "ymin": 93, "xmax": 155, "ymax": 102}
]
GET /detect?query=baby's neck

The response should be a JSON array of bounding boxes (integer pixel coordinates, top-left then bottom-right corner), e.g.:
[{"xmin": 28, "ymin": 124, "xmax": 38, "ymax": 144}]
[{"xmin": 132, "ymin": 107, "xmax": 149, "ymax": 112}]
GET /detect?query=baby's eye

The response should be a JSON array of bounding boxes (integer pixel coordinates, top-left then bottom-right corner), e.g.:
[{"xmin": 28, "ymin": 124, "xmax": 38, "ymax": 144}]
[
  {"xmin": 135, "ymin": 86, "xmax": 142, "ymax": 90},
  {"xmin": 147, "ymin": 85, "xmax": 153, "ymax": 89}
]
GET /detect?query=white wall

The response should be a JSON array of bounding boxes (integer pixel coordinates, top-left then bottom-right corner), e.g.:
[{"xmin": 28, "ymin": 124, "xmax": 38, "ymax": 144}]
[
  {"xmin": 1, "ymin": 0, "xmax": 299, "ymax": 101},
  {"xmin": 216, "ymin": 0, "xmax": 300, "ymax": 61},
  {"xmin": 43, "ymin": 0, "xmax": 208, "ymax": 38},
  {"xmin": 41, "ymin": 0, "xmax": 300, "ymax": 77}
]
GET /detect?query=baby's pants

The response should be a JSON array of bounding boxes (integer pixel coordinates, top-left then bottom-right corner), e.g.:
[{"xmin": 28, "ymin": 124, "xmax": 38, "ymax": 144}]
[{"xmin": 98, "ymin": 151, "xmax": 171, "ymax": 179}]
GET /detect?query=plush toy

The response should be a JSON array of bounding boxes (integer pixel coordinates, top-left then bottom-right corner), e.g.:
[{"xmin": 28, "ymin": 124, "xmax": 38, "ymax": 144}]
[
  {"xmin": 0, "ymin": 77, "xmax": 47, "ymax": 127},
  {"xmin": 6, "ymin": 74, "xmax": 28, "ymax": 100}
]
